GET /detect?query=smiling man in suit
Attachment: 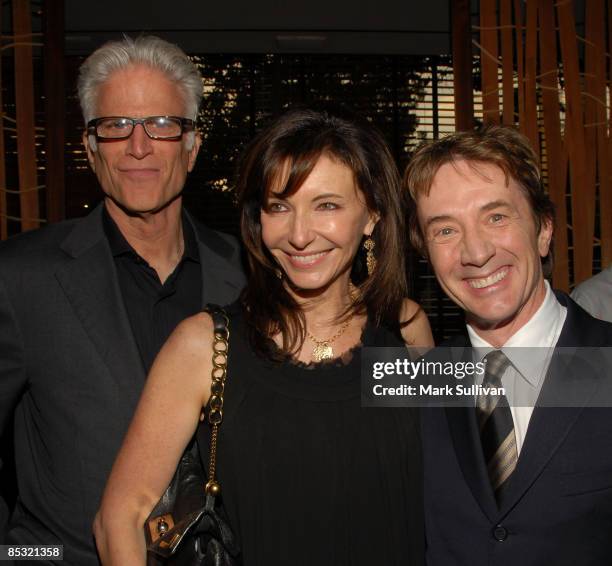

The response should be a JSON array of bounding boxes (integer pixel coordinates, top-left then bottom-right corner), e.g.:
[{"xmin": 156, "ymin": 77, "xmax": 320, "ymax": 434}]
[
  {"xmin": 0, "ymin": 36, "xmax": 244, "ymax": 564},
  {"xmin": 404, "ymin": 125, "xmax": 612, "ymax": 566}
]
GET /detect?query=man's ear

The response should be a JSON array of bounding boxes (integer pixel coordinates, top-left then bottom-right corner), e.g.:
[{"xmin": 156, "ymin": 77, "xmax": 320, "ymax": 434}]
[
  {"xmin": 537, "ymin": 215, "xmax": 554, "ymax": 258},
  {"xmin": 187, "ymin": 132, "xmax": 202, "ymax": 172},
  {"xmin": 82, "ymin": 130, "xmax": 97, "ymax": 172}
]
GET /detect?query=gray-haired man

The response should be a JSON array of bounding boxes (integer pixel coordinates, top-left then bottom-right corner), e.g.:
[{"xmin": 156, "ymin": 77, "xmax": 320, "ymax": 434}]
[{"xmin": 0, "ymin": 36, "xmax": 244, "ymax": 565}]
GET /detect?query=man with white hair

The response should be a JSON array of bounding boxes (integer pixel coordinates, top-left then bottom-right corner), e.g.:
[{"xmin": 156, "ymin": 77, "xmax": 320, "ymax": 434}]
[{"xmin": 0, "ymin": 36, "xmax": 244, "ymax": 564}]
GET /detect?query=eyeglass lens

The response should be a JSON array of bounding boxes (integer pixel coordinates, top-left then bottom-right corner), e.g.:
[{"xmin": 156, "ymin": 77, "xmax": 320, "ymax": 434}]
[{"xmin": 96, "ymin": 117, "xmax": 183, "ymax": 139}]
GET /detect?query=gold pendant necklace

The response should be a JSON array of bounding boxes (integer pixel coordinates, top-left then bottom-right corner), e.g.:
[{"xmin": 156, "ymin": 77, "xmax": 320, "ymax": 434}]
[{"xmin": 307, "ymin": 318, "xmax": 351, "ymax": 362}]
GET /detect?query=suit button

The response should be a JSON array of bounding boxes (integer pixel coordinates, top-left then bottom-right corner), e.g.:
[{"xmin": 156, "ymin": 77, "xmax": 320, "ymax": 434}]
[{"xmin": 493, "ymin": 525, "xmax": 508, "ymax": 541}]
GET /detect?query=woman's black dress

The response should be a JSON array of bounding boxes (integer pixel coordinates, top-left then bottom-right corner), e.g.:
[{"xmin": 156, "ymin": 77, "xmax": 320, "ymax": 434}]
[{"xmin": 197, "ymin": 303, "xmax": 424, "ymax": 566}]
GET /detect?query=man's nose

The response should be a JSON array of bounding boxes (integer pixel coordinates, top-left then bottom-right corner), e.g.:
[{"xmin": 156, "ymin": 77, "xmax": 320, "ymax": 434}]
[
  {"xmin": 460, "ymin": 225, "xmax": 495, "ymax": 267},
  {"xmin": 126, "ymin": 123, "xmax": 153, "ymax": 158},
  {"xmin": 288, "ymin": 211, "xmax": 315, "ymax": 249}
]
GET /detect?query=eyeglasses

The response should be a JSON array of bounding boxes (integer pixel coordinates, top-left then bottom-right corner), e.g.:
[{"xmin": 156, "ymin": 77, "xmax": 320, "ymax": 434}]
[{"xmin": 86, "ymin": 116, "xmax": 196, "ymax": 141}]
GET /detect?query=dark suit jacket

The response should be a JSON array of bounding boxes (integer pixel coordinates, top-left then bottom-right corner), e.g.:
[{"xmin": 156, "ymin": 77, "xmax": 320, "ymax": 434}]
[
  {"xmin": 0, "ymin": 204, "xmax": 245, "ymax": 565},
  {"xmin": 422, "ymin": 293, "xmax": 612, "ymax": 566}
]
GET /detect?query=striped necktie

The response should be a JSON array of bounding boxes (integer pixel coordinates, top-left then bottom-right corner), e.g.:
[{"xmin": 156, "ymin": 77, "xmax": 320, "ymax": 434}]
[{"xmin": 476, "ymin": 349, "xmax": 517, "ymax": 504}]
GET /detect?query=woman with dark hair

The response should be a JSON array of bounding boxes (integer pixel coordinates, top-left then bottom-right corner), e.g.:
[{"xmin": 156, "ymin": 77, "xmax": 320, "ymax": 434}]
[{"xmin": 94, "ymin": 106, "xmax": 433, "ymax": 565}]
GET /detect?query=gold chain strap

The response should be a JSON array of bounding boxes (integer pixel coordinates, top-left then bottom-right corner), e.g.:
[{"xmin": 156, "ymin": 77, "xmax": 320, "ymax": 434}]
[{"xmin": 205, "ymin": 309, "xmax": 230, "ymax": 497}]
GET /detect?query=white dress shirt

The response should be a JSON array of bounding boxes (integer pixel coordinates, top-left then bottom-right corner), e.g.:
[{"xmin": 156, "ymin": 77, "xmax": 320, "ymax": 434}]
[{"xmin": 467, "ymin": 281, "xmax": 567, "ymax": 454}]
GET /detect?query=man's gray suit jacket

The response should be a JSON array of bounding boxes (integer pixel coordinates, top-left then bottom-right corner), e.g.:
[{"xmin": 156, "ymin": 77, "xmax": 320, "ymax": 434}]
[{"xmin": 0, "ymin": 204, "xmax": 245, "ymax": 565}]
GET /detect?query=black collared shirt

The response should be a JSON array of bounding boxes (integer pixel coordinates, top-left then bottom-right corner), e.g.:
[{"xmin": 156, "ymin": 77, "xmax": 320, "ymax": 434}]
[{"xmin": 103, "ymin": 208, "xmax": 202, "ymax": 372}]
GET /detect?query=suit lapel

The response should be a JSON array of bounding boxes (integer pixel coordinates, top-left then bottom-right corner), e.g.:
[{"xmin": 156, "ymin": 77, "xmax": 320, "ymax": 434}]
[
  {"xmin": 498, "ymin": 296, "xmax": 599, "ymax": 514},
  {"xmin": 55, "ymin": 205, "xmax": 145, "ymax": 407},
  {"xmin": 446, "ymin": 406, "xmax": 499, "ymax": 520},
  {"xmin": 443, "ymin": 339, "xmax": 499, "ymax": 520},
  {"xmin": 186, "ymin": 213, "xmax": 243, "ymax": 306}
]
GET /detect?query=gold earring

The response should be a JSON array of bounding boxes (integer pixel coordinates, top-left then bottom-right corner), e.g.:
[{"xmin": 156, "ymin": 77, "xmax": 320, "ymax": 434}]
[{"xmin": 363, "ymin": 237, "xmax": 376, "ymax": 276}]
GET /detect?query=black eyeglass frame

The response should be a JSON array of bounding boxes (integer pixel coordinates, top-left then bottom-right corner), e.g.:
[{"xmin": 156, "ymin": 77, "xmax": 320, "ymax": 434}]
[{"xmin": 86, "ymin": 115, "xmax": 196, "ymax": 141}]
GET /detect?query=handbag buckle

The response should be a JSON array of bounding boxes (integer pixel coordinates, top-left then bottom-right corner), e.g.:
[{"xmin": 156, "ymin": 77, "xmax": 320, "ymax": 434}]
[{"xmin": 147, "ymin": 513, "xmax": 175, "ymax": 543}]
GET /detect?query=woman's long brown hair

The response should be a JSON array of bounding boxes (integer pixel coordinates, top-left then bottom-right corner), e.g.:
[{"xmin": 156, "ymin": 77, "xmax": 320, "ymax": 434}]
[{"xmin": 235, "ymin": 105, "xmax": 409, "ymax": 360}]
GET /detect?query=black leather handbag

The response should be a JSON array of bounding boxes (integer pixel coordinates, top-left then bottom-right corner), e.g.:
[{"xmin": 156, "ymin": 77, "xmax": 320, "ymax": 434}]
[{"xmin": 145, "ymin": 305, "xmax": 241, "ymax": 566}]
